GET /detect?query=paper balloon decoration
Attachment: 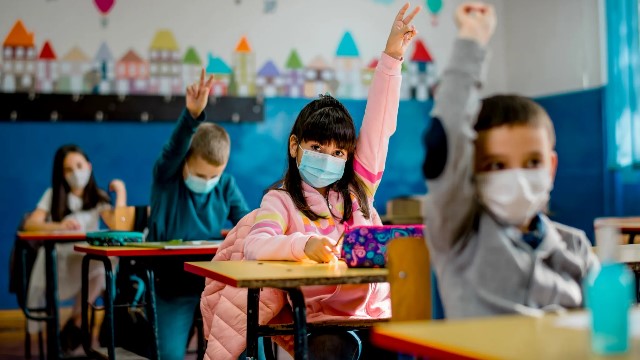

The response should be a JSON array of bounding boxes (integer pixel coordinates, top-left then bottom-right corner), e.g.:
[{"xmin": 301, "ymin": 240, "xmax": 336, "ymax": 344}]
[
  {"xmin": 94, "ymin": 0, "xmax": 115, "ymax": 27},
  {"xmin": 426, "ymin": 0, "xmax": 443, "ymax": 25}
]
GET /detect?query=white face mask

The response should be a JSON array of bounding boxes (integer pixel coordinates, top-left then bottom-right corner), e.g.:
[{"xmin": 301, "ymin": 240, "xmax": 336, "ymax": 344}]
[
  {"xmin": 475, "ymin": 168, "xmax": 552, "ymax": 227},
  {"xmin": 65, "ymin": 168, "xmax": 91, "ymax": 190}
]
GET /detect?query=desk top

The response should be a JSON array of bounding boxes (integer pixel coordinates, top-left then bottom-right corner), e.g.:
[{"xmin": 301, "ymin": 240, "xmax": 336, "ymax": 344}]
[
  {"xmin": 184, "ymin": 260, "xmax": 388, "ymax": 288},
  {"xmin": 17, "ymin": 231, "xmax": 86, "ymax": 241},
  {"xmin": 595, "ymin": 217, "xmax": 640, "ymax": 232},
  {"xmin": 74, "ymin": 244, "xmax": 218, "ymax": 257},
  {"xmin": 371, "ymin": 312, "xmax": 640, "ymax": 360}
]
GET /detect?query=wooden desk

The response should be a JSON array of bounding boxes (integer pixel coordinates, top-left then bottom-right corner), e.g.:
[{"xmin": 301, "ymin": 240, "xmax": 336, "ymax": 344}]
[
  {"xmin": 74, "ymin": 244, "xmax": 219, "ymax": 360},
  {"xmin": 16, "ymin": 231, "xmax": 87, "ymax": 360},
  {"xmin": 184, "ymin": 260, "xmax": 388, "ymax": 360},
  {"xmin": 371, "ymin": 311, "xmax": 640, "ymax": 360}
]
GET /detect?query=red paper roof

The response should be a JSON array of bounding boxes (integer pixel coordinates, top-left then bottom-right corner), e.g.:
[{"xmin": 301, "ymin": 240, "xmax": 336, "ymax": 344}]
[
  {"xmin": 411, "ymin": 39, "xmax": 433, "ymax": 63},
  {"xmin": 39, "ymin": 41, "xmax": 56, "ymax": 60}
]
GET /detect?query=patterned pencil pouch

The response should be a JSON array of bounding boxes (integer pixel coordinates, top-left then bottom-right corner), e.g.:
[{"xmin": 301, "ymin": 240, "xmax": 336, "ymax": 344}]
[
  {"xmin": 86, "ymin": 231, "xmax": 144, "ymax": 246},
  {"xmin": 340, "ymin": 225, "xmax": 425, "ymax": 268}
]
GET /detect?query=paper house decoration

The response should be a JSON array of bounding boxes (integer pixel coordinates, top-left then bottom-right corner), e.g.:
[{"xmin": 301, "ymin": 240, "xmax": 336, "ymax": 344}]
[
  {"xmin": 90, "ymin": 42, "xmax": 115, "ymax": 94},
  {"xmin": 206, "ymin": 53, "xmax": 232, "ymax": 96},
  {"xmin": 399, "ymin": 62, "xmax": 411, "ymax": 100},
  {"xmin": 283, "ymin": 49, "xmax": 304, "ymax": 98},
  {"xmin": 56, "ymin": 46, "xmax": 92, "ymax": 94},
  {"xmin": 361, "ymin": 58, "xmax": 378, "ymax": 88},
  {"xmin": 256, "ymin": 60, "xmax": 283, "ymax": 97},
  {"xmin": 115, "ymin": 49, "xmax": 149, "ymax": 95},
  {"xmin": 2, "ymin": 20, "xmax": 37, "ymax": 92},
  {"xmin": 408, "ymin": 39, "xmax": 435, "ymax": 101},
  {"xmin": 149, "ymin": 29, "xmax": 182, "ymax": 95},
  {"xmin": 182, "ymin": 47, "xmax": 202, "ymax": 92},
  {"xmin": 232, "ymin": 36, "xmax": 256, "ymax": 96},
  {"xmin": 304, "ymin": 55, "xmax": 335, "ymax": 98},
  {"xmin": 334, "ymin": 31, "xmax": 363, "ymax": 99},
  {"xmin": 36, "ymin": 41, "xmax": 57, "ymax": 93}
]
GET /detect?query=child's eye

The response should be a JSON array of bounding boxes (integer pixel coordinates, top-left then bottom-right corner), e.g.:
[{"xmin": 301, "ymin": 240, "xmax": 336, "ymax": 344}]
[
  {"xmin": 333, "ymin": 150, "xmax": 345, "ymax": 158},
  {"xmin": 486, "ymin": 162, "xmax": 505, "ymax": 171},
  {"xmin": 310, "ymin": 145, "xmax": 322, "ymax": 152},
  {"xmin": 525, "ymin": 159, "xmax": 542, "ymax": 168}
]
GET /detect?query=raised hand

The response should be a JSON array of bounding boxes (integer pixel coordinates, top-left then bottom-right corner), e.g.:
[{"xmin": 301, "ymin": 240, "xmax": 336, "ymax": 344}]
[
  {"xmin": 186, "ymin": 68, "xmax": 215, "ymax": 119},
  {"xmin": 456, "ymin": 2, "xmax": 497, "ymax": 47},
  {"xmin": 385, "ymin": 2, "xmax": 421, "ymax": 60}
]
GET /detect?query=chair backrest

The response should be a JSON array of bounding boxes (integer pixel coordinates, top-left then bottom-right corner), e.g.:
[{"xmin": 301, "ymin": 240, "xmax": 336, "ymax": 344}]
[
  {"xmin": 111, "ymin": 206, "xmax": 150, "ymax": 232},
  {"xmin": 386, "ymin": 236, "xmax": 432, "ymax": 321}
]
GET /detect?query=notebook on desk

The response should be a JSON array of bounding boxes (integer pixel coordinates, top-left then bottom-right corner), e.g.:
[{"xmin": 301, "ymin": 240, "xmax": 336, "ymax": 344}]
[{"xmin": 124, "ymin": 240, "xmax": 223, "ymax": 250}]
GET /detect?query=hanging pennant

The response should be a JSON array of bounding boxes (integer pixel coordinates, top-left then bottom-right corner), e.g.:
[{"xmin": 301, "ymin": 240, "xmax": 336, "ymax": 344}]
[
  {"xmin": 426, "ymin": 0, "xmax": 443, "ymax": 26},
  {"xmin": 264, "ymin": 0, "xmax": 277, "ymax": 13},
  {"xmin": 94, "ymin": 0, "xmax": 115, "ymax": 27}
]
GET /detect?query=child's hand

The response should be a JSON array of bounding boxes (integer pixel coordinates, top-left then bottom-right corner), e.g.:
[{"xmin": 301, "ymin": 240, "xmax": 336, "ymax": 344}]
[
  {"xmin": 384, "ymin": 2, "xmax": 421, "ymax": 60},
  {"xmin": 455, "ymin": 2, "xmax": 496, "ymax": 47},
  {"xmin": 60, "ymin": 218, "xmax": 81, "ymax": 231},
  {"xmin": 109, "ymin": 179, "xmax": 126, "ymax": 195},
  {"xmin": 304, "ymin": 236, "xmax": 340, "ymax": 263},
  {"xmin": 186, "ymin": 68, "xmax": 215, "ymax": 119}
]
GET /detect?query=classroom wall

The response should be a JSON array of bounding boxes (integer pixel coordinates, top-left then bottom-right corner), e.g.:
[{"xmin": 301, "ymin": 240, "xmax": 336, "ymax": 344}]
[
  {"xmin": 0, "ymin": 0, "xmax": 509, "ymax": 95},
  {"xmin": 503, "ymin": 0, "xmax": 604, "ymax": 97},
  {"xmin": 0, "ymin": 1, "xmax": 614, "ymax": 311}
]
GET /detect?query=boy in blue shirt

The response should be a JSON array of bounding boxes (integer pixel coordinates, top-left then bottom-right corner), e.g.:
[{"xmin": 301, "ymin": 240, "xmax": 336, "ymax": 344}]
[{"xmin": 149, "ymin": 69, "xmax": 250, "ymax": 360}]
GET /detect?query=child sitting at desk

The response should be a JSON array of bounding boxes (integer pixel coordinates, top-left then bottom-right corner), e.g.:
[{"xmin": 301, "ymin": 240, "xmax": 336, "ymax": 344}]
[
  {"xmin": 23, "ymin": 144, "xmax": 126, "ymax": 352},
  {"xmin": 201, "ymin": 3, "xmax": 421, "ymax": 359},
  {"xmin": 148, "ymin": 69, "xmax": 250, "ymax": 360},
  {"xmin": 422, "ymin": 1, "xmax": 599, "ymax": 318}
]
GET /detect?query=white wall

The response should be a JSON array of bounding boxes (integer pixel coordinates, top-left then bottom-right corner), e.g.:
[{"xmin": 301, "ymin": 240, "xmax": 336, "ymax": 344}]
[
  {"xmin": 0, "ymin": 0, "xmax": 603, "ymax": 97},
  {"xmin": 502, "ymin": 0, "xmax": 603, "ymax": 97},
  {"xmin": 0, "ymin": 0, "xmax": 508, "ymax": 93}
]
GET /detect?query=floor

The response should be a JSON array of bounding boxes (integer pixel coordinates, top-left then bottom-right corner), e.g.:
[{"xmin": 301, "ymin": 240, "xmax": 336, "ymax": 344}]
[{"xmin": 0, "ymin": 308, "xmax": 202, "ymax": 360}]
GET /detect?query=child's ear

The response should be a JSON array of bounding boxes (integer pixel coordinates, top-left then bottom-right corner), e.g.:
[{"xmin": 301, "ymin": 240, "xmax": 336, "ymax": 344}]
[
  {"xmin": 549, "ymin": 150, "xmax": 558, "ymax": 181},
  {"xmin": 289, "ymin": 135, "xmax": 298, "ymax": 158}
]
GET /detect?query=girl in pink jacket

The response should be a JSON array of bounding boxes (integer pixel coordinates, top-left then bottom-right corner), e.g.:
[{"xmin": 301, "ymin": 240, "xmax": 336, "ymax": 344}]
[{"xmin": 242, "ymin": 4, "xmax": 421, "ymax": 359}]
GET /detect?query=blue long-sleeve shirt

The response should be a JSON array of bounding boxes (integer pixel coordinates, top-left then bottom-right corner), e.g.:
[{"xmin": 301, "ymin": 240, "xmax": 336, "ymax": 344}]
[{"xmin": 148, "ymin": 109, "xmax": 250, "ymax": 242}]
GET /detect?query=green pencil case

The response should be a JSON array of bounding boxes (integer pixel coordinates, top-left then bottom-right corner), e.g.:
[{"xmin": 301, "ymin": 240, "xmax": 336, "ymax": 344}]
[{"xmin": 86, "ymin": 231, "xmax": 144, "ymax": 246}]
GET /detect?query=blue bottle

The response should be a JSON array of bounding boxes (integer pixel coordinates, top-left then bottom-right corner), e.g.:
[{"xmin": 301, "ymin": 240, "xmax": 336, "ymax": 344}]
[{"xmin": 584, "ymin": 226, "xmax": 635, "ymax": 355}]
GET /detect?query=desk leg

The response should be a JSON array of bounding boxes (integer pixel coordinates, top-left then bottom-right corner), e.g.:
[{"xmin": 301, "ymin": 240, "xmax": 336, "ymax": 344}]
[
  {"xmin": 81, "ymin": 254, "xmax": 115, "ymax": 360},
  {"xmin": 246, "ymin": 288, "xmax": 260, "ymax": 360},
  {"xmin": 44, "ymin": 242, "xmax": 61, "ymax": 360},
  {"xmin": 285, "ymin": 288, "xmax": 309, "ymax": 360},
  {"xmin": 144, "ymin": 269, "xmax": 160, "ymax": 360}
]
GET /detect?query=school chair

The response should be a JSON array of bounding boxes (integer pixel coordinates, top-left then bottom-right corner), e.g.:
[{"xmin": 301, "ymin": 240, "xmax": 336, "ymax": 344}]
[
  {"xmin": 387, "ymin": 236, "xmax": 433, "ymax": 321},
  {"xmin": 110, "ymin": 205, "xmax": 150, "ymax": 233},
  {"xmin": 593, "ymin": 216, "xmax": 640, "ymax": 244},
  {"xmin": 386, "ymin": 235, "xmax": 444, "ymax": 360}
]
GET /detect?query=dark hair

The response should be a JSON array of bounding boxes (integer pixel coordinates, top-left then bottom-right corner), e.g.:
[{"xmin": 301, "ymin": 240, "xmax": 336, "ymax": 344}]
[
  {"xmin": 475, "ymin": 95, "xmax": 556, "ymax": 147},
  {"xmin": 50, "ymin": 144, "xmax": 110, "ymax": 222},
  {"xmin": 270, "ymin": 95, "xmax": 371, "ymax": 222}
]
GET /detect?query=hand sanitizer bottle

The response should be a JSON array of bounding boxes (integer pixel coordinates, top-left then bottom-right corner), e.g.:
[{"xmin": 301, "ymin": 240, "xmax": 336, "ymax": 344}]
[{"xmin": 584, "ymin": 226, "xmax": 635, "ymax": 354}]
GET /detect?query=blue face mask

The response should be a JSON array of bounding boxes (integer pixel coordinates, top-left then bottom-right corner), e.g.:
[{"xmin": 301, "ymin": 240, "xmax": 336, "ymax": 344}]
[
  {"xmin": 297, "ymin": 146, "xmax": 347, "ymax": 188},
  {"xmin": 184, "ymin": 165, "xmax": 220, "ymax": 194}
]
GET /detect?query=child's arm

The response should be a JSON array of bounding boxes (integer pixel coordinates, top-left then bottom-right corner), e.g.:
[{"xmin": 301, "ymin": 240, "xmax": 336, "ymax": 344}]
[
  {"xmin": 23, "ymin": 189, "xmax": 81, "ymax": 231},
  {"xmin": 243, "ymin": 191, "xmax": 312, "ymax": 261},
  {"xmin": 225, "ymin": 176, "xmax": 251, "ymax": 226},
  {"xmin": 153, "ymin": 69, "xmax": 215, "ymax": 183},
  {"xmin": 424, "ymin": 3, "xmax": 496, "ymax": 253},
  {"xmin": 101, "ymin": 179, "xmax": 127, "ymax": 229},
  {"xmin": 355, "ymin": 4, "xmax": 419, "ymax": 197}
]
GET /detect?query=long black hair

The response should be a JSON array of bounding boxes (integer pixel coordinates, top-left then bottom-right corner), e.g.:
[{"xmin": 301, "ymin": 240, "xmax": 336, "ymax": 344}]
[
  {"xmin": 50, "ymin": 144, "xmax": 110, "ymax": 222},
  {"xmin": 270, "ymin": 95, "xmax": 371, "ymax": 223}
]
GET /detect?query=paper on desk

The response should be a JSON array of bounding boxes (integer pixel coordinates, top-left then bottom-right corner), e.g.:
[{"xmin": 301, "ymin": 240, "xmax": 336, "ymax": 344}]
[{"xmin": 554, "ymin": 309, "xmax": 640, "ymax": 338}]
